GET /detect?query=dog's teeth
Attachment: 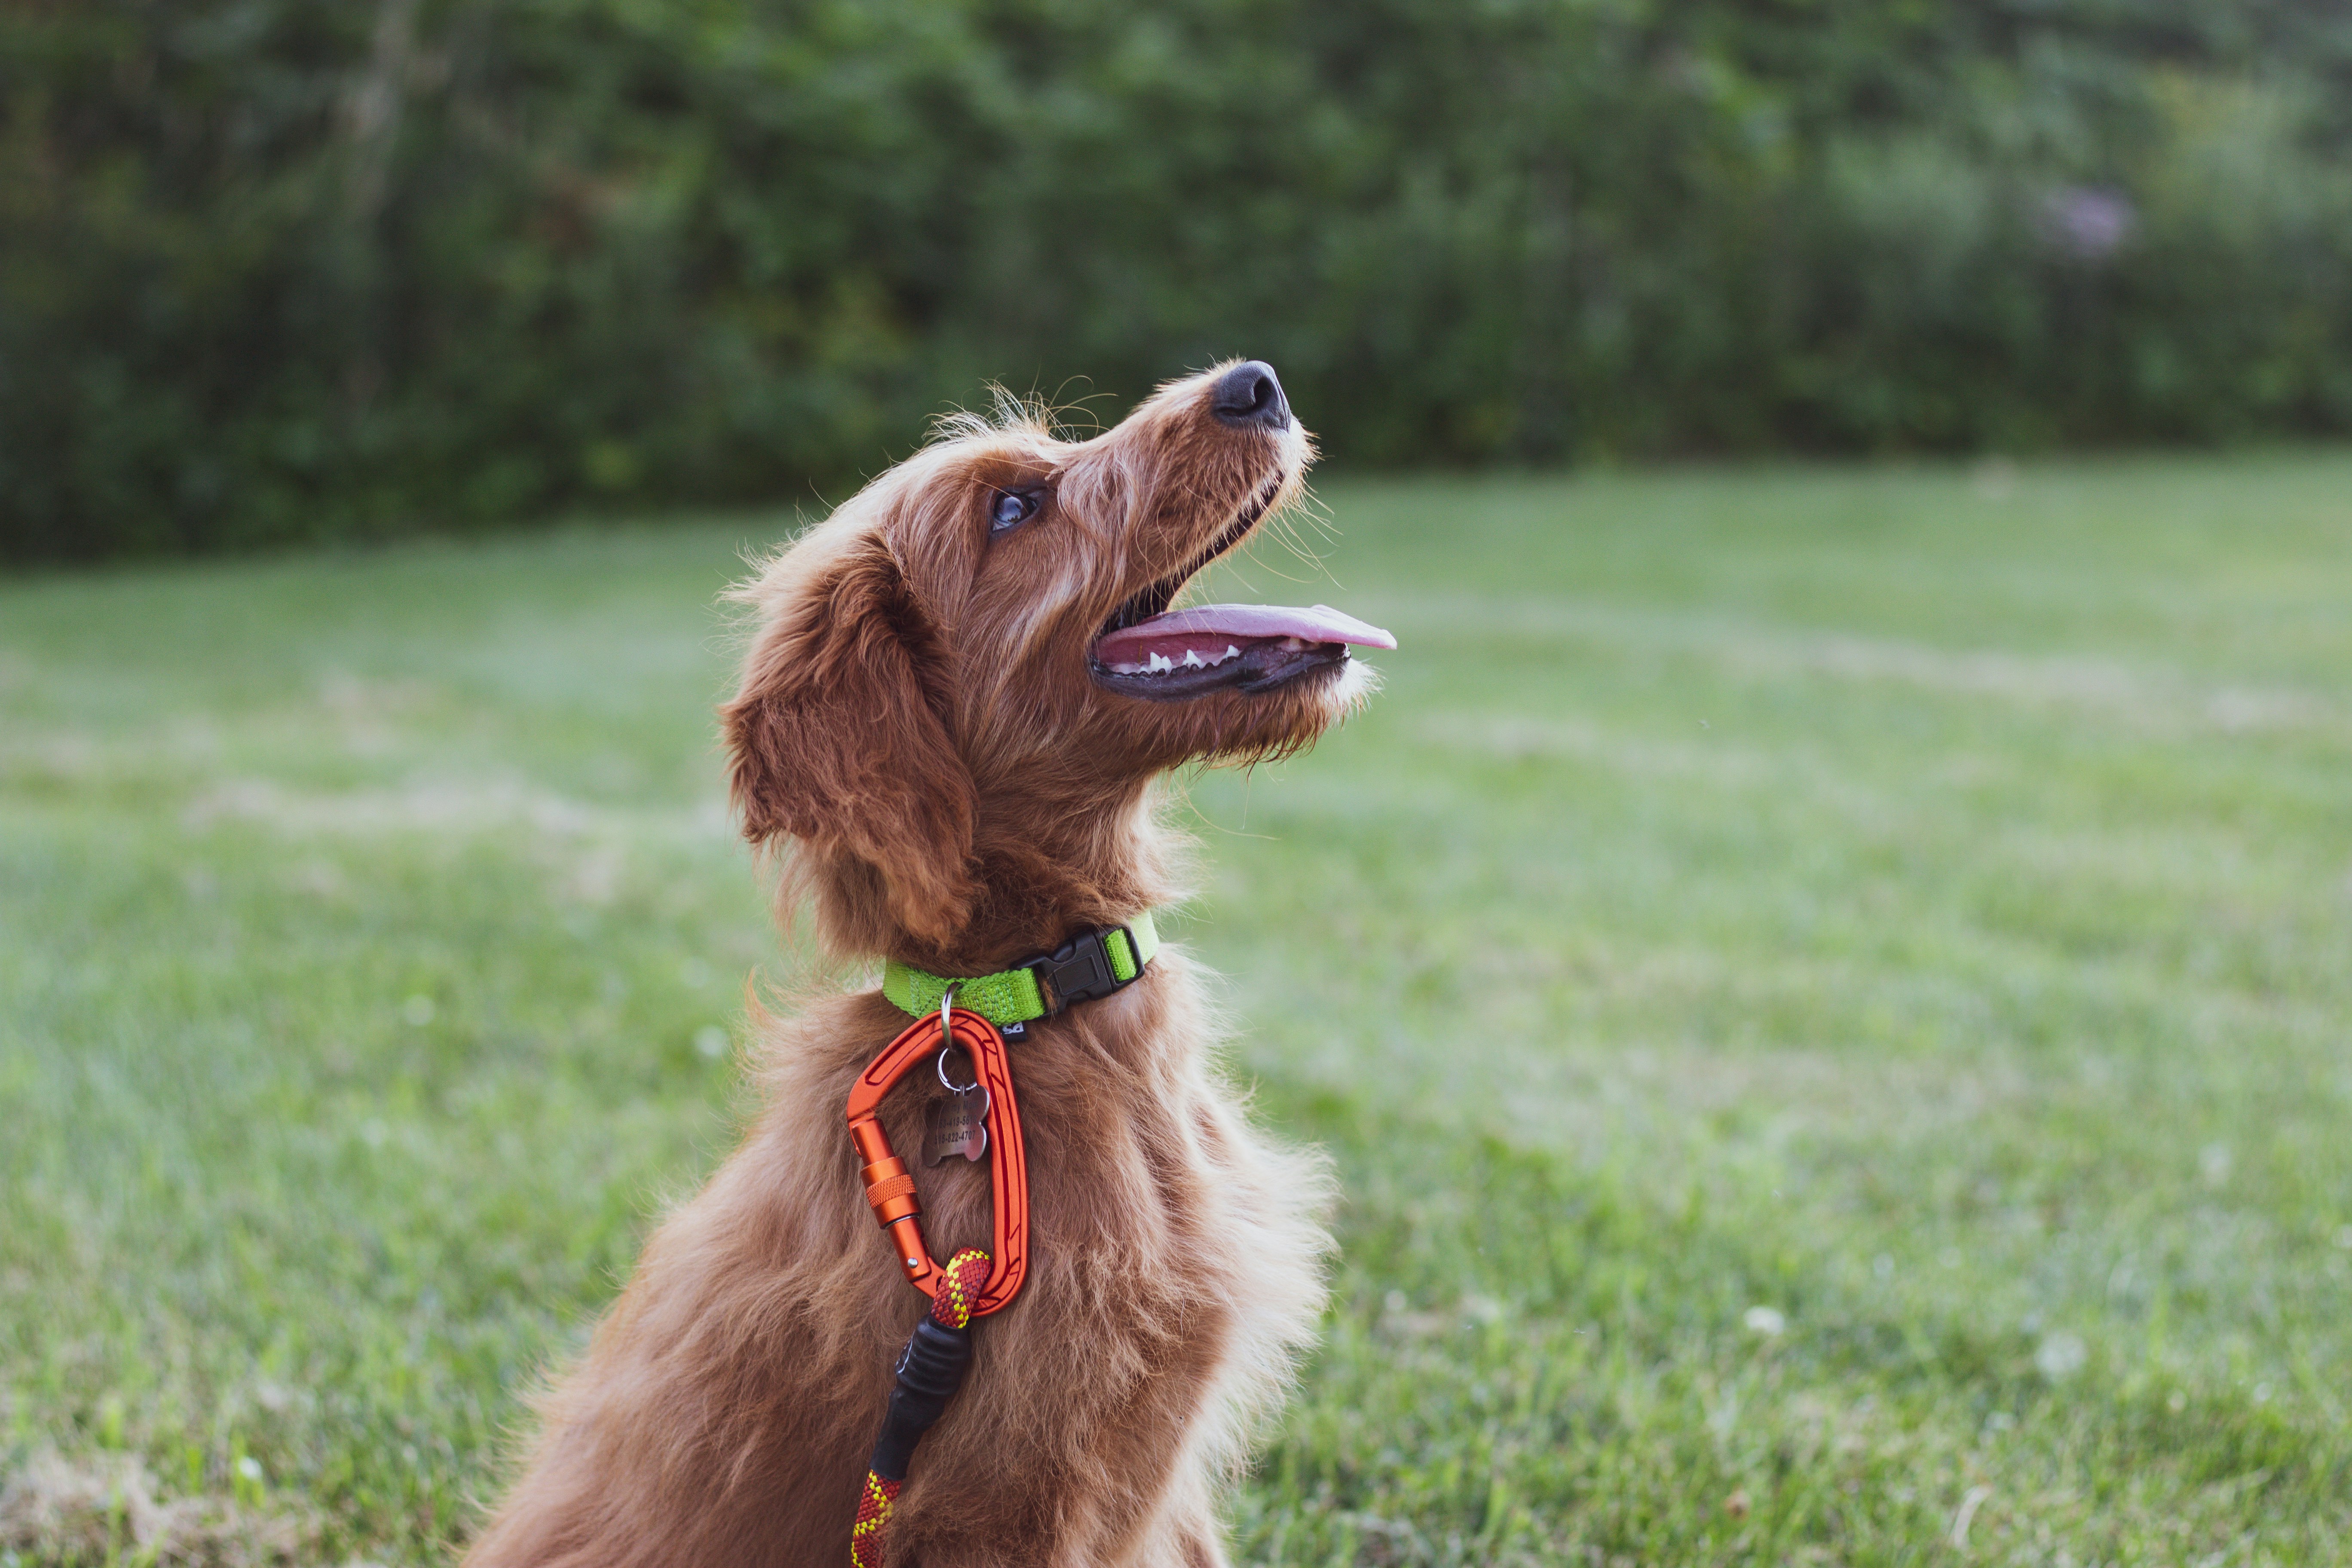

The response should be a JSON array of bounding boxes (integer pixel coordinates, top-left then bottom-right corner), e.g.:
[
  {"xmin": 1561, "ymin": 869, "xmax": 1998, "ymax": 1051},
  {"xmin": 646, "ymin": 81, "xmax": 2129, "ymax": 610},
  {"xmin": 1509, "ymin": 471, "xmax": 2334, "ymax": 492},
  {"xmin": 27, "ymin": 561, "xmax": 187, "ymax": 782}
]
[{"xmin": 1112, "ymin": 642, "xmax": 1249, "ymax": 676}]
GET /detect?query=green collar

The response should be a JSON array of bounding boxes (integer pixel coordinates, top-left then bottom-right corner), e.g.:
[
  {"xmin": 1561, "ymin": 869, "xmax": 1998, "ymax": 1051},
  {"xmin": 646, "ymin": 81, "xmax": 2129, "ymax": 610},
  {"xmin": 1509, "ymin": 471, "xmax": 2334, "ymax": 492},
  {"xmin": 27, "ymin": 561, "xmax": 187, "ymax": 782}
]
[{"xmin": 882, "ymin": 913, "xmax": 1160, "ymax": 1027}]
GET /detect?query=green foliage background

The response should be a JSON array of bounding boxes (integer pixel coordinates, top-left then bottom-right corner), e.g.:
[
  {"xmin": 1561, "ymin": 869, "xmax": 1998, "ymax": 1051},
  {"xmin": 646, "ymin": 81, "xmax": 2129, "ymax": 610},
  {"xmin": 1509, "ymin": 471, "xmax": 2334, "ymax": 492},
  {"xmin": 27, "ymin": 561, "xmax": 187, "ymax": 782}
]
[{"xmin": 9, "ymin": 0, "xmax": 2352, "ymax": 560}]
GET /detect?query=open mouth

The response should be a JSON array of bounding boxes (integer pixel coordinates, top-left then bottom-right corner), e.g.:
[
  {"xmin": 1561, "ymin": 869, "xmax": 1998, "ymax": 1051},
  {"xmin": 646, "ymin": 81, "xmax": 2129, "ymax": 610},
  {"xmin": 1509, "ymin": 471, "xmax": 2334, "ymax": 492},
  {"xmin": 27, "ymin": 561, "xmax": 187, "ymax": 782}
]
[{"xmin": 1088, "ymin": 474, "xmax": 1396, "ymax": 701}]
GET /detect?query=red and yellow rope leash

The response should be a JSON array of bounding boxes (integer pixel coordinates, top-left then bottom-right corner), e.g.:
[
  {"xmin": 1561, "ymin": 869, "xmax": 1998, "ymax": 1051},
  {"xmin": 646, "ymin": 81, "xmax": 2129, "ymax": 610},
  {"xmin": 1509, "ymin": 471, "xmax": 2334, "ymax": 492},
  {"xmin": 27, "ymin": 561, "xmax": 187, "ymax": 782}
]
[
  {"xmin": 842, "ymin": 1004, "xmax": 1031, "ymax": 1568},
  {"xmin": 848, "ymin": 1248, "xmax": 989, "ymax": 1568}
]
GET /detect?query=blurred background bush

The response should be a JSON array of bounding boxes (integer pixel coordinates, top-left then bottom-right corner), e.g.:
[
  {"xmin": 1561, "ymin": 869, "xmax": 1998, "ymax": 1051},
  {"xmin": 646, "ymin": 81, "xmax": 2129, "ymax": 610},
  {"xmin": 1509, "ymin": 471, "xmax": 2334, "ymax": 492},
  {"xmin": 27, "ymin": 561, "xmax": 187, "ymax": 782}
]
[{"xmin": 7, "ymin": 0, "xmax": 2352, "ymax": 561}]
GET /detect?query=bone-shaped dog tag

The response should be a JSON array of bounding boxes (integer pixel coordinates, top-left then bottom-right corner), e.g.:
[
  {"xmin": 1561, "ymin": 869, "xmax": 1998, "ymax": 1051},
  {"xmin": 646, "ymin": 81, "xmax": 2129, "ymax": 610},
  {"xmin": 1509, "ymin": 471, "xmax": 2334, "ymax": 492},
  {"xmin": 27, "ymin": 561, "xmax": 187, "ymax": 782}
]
[{"xmin": 924, "ymin": 1082, "xmax": 990, "ymax": 1165}]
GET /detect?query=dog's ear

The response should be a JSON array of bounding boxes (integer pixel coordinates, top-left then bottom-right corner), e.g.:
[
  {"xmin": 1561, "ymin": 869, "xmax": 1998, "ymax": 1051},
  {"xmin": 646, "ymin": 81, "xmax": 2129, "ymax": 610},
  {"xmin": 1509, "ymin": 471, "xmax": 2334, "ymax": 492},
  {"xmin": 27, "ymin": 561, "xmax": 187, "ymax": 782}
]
[{"xmin": 722, "ymin": 537, "xmax": 978, "ymax": 945}]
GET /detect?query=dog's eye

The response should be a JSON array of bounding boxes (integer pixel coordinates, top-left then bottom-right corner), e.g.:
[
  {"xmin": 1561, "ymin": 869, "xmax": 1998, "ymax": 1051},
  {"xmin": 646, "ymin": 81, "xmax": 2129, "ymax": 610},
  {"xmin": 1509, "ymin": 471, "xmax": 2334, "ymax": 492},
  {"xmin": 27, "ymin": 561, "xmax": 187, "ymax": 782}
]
[{"xmin": 989, "ymin": 489, "xmax": 1042, "ymax": 534}]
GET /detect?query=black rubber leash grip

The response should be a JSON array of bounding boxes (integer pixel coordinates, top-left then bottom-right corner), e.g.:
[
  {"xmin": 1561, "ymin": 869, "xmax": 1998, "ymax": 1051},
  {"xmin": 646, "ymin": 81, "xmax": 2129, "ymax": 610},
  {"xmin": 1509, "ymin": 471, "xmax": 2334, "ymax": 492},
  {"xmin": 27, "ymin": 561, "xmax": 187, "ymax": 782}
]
[{"xmin": 867, "ymin": 1316, "xmax": 973, "ymax": 1482}]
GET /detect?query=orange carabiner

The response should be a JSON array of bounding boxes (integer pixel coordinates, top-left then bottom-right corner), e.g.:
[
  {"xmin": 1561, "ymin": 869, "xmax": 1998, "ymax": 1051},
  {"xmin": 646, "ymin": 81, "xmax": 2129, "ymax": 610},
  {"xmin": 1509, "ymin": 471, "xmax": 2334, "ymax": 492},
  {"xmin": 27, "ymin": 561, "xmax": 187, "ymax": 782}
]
[{"xmin": 844, "ymin": 1007, "xmax": 1029, "ymax": 1316}]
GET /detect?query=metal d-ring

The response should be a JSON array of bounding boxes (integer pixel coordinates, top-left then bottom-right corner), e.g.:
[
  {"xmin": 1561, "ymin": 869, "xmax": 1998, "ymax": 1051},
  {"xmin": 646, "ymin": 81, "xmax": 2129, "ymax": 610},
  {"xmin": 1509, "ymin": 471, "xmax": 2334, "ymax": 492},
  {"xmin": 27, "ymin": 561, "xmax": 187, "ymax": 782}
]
[{"xmin": 935, "ymin": 984, "xmax": 978, "ymax": 1092}]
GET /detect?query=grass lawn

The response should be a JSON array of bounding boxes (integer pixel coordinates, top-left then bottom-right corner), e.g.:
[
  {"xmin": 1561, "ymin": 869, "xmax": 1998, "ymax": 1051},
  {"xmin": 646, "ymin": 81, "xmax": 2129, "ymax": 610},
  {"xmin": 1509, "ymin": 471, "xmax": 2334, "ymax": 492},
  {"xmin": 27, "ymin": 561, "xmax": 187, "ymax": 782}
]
[{"xmin": 4, "ymin": 454, "xmax": 2351, "ymax": 1567}]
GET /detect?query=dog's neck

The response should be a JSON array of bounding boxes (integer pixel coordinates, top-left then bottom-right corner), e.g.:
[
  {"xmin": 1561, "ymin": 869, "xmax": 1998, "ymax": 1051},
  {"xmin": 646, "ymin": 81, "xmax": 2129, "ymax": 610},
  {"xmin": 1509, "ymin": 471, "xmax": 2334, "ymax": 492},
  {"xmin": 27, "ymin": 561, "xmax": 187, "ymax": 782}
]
[{"xmin": 804, "ymin": 776, "xmax": 1182, "ymax": 977}]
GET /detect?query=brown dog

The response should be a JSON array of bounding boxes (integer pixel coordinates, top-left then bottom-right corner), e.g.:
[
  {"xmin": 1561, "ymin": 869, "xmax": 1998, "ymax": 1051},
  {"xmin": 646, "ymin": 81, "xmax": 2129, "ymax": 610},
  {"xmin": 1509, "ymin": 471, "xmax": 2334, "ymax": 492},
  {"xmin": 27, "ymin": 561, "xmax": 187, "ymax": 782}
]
[{"xmin": 464, "ymin": 362, "xmax": 1389, "ymax": 1568}]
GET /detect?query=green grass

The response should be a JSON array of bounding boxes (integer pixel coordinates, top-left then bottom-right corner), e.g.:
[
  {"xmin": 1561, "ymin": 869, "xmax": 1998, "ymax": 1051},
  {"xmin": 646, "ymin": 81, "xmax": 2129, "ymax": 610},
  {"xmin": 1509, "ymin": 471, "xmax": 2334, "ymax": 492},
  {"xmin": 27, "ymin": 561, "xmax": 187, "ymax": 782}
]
[{"xmin": 5, "ymin": 455, "xmax": 2351, "ymax": 1566}]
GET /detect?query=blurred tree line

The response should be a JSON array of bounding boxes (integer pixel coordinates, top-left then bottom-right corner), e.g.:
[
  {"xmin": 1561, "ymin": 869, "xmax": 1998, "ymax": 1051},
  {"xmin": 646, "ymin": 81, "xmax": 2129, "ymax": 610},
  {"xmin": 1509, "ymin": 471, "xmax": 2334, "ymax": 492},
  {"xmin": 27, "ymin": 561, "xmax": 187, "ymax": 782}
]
[{"xmin": 7, "ymin": 0, "xmax": 2352, "ymax": 559}]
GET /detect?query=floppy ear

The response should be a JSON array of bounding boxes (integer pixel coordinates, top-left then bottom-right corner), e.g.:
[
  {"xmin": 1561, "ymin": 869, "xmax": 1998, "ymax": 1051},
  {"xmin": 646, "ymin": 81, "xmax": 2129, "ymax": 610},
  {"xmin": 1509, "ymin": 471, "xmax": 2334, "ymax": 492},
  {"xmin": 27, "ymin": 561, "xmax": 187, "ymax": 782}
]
[{"xmin": 721, "ymin": 538, "xmax": 978, "ymax": 946}]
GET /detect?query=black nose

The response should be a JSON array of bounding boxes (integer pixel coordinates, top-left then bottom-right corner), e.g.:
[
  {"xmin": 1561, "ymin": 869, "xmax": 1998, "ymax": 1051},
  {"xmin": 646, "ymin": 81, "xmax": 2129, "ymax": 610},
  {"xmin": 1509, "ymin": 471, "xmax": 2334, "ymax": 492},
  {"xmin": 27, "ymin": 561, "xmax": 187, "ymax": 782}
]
[{"xmin": 1210, "ymin": 361, "xmax": 1290, "ymax": 430}]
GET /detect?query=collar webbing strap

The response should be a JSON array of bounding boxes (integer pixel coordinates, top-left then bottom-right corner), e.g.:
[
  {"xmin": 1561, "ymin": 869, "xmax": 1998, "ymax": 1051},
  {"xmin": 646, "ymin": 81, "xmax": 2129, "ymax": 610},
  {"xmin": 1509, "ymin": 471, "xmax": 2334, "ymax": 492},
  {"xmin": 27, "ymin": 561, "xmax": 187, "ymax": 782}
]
[{"xmin": 882, "ymin": 913, "xmax": 1159, "ymax": 1026}]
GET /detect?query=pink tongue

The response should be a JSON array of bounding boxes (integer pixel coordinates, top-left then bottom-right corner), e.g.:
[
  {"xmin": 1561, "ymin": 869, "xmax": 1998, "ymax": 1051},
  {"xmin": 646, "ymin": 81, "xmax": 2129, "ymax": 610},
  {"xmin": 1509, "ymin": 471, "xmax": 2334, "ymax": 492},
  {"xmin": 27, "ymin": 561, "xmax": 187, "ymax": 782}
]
[{"xmin": 1095, "ymin": 603, "xmax": 1396, "ymax": 665}]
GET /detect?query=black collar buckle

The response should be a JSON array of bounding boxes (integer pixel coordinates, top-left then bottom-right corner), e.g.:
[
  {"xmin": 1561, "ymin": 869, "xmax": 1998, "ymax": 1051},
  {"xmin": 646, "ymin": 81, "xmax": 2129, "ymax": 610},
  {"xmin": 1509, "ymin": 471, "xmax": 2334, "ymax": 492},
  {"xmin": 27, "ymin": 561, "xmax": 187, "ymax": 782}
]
[{"xmin": 1020, "ymin": 925, "xmax": 1138, "ymax": 1015}]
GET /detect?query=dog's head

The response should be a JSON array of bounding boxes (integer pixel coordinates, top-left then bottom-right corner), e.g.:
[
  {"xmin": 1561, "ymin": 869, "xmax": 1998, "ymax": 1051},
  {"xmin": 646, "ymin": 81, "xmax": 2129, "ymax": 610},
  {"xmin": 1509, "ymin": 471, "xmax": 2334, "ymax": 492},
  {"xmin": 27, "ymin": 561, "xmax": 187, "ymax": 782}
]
[{"xmin": 723, "ymin": 361, "xmax": 1389, "ymax": 959}]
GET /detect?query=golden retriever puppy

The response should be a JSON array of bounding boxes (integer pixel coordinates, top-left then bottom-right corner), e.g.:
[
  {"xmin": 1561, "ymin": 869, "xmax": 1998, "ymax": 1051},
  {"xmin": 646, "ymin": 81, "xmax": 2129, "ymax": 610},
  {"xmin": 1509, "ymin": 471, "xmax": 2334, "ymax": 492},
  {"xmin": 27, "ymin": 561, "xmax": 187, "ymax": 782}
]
[{"xmin": 465, "ymin": 361, "xmax": 1390, "ymax": 1568}]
